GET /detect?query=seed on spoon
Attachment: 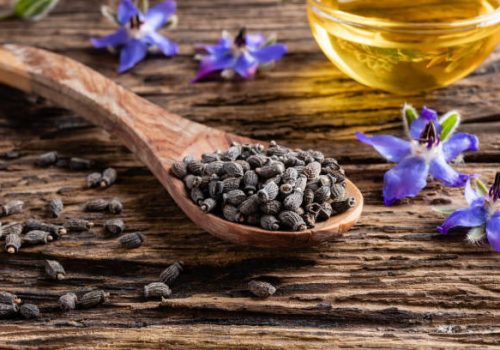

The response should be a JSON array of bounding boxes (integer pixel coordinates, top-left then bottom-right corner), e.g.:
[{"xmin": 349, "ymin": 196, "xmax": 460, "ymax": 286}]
[{"xmin": 48, "ymin": 198, "xmax": 64, "ymax": 218}]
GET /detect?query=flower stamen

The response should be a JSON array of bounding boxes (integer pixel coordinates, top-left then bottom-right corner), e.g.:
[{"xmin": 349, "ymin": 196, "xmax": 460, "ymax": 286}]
[
  {"xmin": 489, "ymin": 172, "xmax": 500, "ymax": 202},
  {"xmin": 418, "ymin": 121, "xmax": 440, "ymax": 149},
  {"xmin": 234, "ymin": 27, "xmax": 247, "ymax": 48}
]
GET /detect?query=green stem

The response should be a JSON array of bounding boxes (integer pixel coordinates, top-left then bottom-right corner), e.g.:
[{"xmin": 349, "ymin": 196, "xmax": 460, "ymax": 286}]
[{"xmin": 475, "ymin": 178, "xmax": 489, "ymax": 196}]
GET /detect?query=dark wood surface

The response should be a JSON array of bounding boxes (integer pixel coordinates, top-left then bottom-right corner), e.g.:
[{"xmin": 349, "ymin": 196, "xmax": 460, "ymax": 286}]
[{"xmin": 0, "ymin": 0, "xmax": 499, "ymax": 348}]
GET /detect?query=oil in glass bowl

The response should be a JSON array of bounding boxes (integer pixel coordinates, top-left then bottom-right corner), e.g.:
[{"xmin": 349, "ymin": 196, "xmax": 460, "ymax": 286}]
[{"xmin": 307, "ymin": 0, "xmax": 500, "ymax": 94}]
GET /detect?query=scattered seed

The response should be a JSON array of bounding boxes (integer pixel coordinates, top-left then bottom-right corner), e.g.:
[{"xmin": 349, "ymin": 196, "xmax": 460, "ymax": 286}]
[
  {"xmin": 19, "ymin": 303, "xmax": 40, "ymax": 319},
  {"xmin": 159, "ymin": 261, "xmax": 184, "ymax": 285},
  {"xmin": 104, "ymin": 218, "xmax": 125, "ymax": 236},
  {"xmin": 0, "ymin": 200, "xmax": 24, "ymax": 217},
  {"xmin": 59, "ymin": 293, "xmax": 78, "ymax": 312},
  {"xmin": 100, "ymin": 168, "xmax": 117, "ymax": 187},
  {"xmin": 48, "ymin": 198, "xmax": 64, "ymax": 218},
  {"xmin": 108, "ymin": 198, "xmax": 123, "ymax": 214},
  {"xmin": 64, "ymin": 218, "xmax": 94, "ymax": 232},
  {"xmin": 119, "ymin": 232, "xmax": 144, "ymax": 249},
  {"xmin": 144, "ymin": 282, "xmax": 172, "ymax": 299},
  {"xmin": 0, "ymin": 222, "xmax": 23, "ymax": 239},
  {"xmin": 25, "ymin": 218, "xmax": 66, "ymax": 238},
  {"xmin": 45, "ymin": 260, "xmax": 66, "ymax": 280},
  {"xmin": 84, "ymin": 198, "xmax": 109, "ymax": 212},
  {"xmin": 87, "ymin": 172, "xmax": 102, "ymax": 188},
  {"xmin": 36, "ymin": 151, "xmax": 58, "ymax": 167},
  {"xmin": 0, "ymin": 303, "xmax": 19, "ymax": 319},
  {"xmin": 23, "ymin": 230, "xmax": 52, "ymax": 245},
  {"xmin": 78, "ymin": 290, "xmax": 109, "ymax": 309},
  {"xmin": 0, "ymin": 291, "xmax": 21, "ymax": 305},
  {"xmin": 69, "ymin": 157, "xmax": 93, "ymax": 170},
  {"xmin": 5, "ymin": 234, "xmax": 21, "ymax": 254},
  {"xmin": 248, "ymin": 280, "xmax": 276, "ymax": 298}
]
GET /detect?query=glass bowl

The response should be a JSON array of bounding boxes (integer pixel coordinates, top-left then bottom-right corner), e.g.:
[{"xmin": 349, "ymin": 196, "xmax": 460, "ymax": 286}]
[{"xmin": 307, "ymin": 0, "xmax": 500, "ymax": 94}]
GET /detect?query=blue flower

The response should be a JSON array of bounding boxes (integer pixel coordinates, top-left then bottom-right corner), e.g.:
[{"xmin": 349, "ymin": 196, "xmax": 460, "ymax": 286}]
[
  {"xmin": 91, "ymin": 0, "xmax": 178, "ymax": 73},
  {"xmin": 193, "ymin": 28, "xmax": 287, "ymax": 82},
  {"xmin": 356, "ymin": 105, "xmax": 479, "ymax": 206},
  {"xmin": 438, "ymin": 174, "xmax": 500, "ymax": 251}
]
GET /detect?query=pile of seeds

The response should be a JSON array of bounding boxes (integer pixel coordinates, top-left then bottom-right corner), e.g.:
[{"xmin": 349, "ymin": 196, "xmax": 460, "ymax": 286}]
[{"xmin": 171, "ymin": 141, "xmax": 355, "ymax": 232}]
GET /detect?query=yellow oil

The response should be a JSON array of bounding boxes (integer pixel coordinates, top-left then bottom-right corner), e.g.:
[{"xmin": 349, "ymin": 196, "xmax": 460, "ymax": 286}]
[{"xmin": 307, "ymin": 0, "xmax": 500, "ymax": 94}]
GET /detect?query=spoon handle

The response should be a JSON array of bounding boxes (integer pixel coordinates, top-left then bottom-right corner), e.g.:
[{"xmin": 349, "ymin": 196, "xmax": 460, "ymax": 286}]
[{"xmin": 0, "ymin": 44, "xmax": 225, "ymax": 173}]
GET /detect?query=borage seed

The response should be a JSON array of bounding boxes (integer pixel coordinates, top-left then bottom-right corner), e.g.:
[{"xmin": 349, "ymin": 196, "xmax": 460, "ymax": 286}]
[
  {"xmin": 248, "ymin": 280, "xmax": 276, "ymax": 298},
  {"xmin": 332, "ymin": 197, "xmax": 356, "ymax": 214},
  {"xmin": 0, "ymin": 291, "xmax": 21, "ymax": 305},
  {"xmin": 223, "ymin": 205, "xmax": 243, "ymax": 223},
  {"xmin": 160, "ymin": 261, "xmax": 184, "ymax": 285},
  {"xmin": 0, "ymin": 303, "xmax": 19, "ymax": 319},
  {"xmin": 78, "ymin": 290, "xmax": 109, "ymax": 309},
  {"xmin": 23, "ymin": 230, "xmax": 52, "ymax": 246},
  {"xmin": 5, "ymin": 234, "xmax": 21, "ymax": 254},
  {"xmin": 279, "ymin": 211, "xmax": 307, "ymax": 231},
  {"xmin": 100, "ymin": 168, "xmax": 117, "ymax": 188},
  {"xmin": 243, "ymin": 170, "xmax": 258, "ymax": 194},
  {"xmin": 48, "ymin": 198, "xmax": 64, "ymax": 218},
  {"xmin": 223, "ymin": 190, "xmax": 247, "ymax": 206},
  {"xmin": 108, "ymin": 198, "xmax": 123, "ymax": 214},
  {"xmin": 260, "ymin": 215, "xmax": 280, "ymax": 231},
  {"xmin": 104, "ymin": 218, "xmax": 125, "ymax": 236},
  {"xmin": 144, "ymin": 282, "xmax": 171, "ymax": 299},
  {"xmin": 19, "ymin": 303, "xmax": 40, "ymax": 319},
  {"xmin": 257, "ymin": 181, "xmax": 279, "ymax": 203},
  {"xmin": 64, "ymin": 218, "xmax": 94, "ymax": 232},
  {"xmin": 200, "ymin": 198, "xmax": 217, "ymax": 213},
  {"xmin": 59, "ymin": 293, "xmax": 78, "ymax": 312},
  {"xmin": 223, "ymin": 162, "xmax": 244, "ymax": 177},
  {"xmin": 260, "ymin": 200, "xmax": 281, "ymax": 216},
  {"xmin": 283, "ymin": 191, "xmax": 303, "ymax": 211},
  {"xmin": 1, "ymin": 222, "xmax": 23, "ymax": 239},
  {"xmin": 45, "ymin": 260, "xmax": 66, "ymax": 280},
  {"xmin": 119, "ymin": 232, "xmax": 144, "ymax": 249},
  {"xmin": 171, "ymin": 161, "xmax": 188, "ymax": 179},
  {"xmin": 69, "ymin": 157, "xmax": 93, "ymax": 170},
  {"xmin": 87, "ymin": 172, "xmax": 102, "ymax": 188},
  {"xmin": 36, "ymin": 151, "xmax": 58, "ymax": 167},
  {"xmin": 84, "ymin": 198, "xmax": 109, "ymax": 212},
  {"xmin": 0, "ymin": 200, "xmax": 24, "ymax": 217},
  {"xmin": 25, "ymin": 218, "xmax": 66, "ymax": 238}
]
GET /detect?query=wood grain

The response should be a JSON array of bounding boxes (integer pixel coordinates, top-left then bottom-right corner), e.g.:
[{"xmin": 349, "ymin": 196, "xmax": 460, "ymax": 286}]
[{"xmin": 0, "ymin": 0, "xmax": 499, "ymax": 348}]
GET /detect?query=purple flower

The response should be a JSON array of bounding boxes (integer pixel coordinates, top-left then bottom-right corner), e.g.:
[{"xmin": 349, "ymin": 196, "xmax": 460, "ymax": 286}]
[
  {"xmin": 193, "ymin": 28, "xmax": 287, "ymax": 82},
  {"xmin": 356, "ymin": 105, "xmax": 479, "ymax": 206},
  {"xmin": 438, "ymin": 174, "xmax": 500, "ymax": 251},
  {"xmin": 91, "ymin": 0, "xmax": 178, "ymax": 73}
]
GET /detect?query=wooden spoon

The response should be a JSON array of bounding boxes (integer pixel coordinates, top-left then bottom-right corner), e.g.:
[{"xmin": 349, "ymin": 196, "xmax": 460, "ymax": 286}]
[{"xmin": 0, "ymin": 44, "xmax": 363, "ymax": 248}]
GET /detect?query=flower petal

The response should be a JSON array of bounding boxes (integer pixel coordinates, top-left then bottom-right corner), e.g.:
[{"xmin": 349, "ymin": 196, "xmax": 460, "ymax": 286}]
[
  {"xmin": 245, "ymin": 33, "xmax": 266, "ymax": 50},
  {"xmin": 91, "ymin": 28, "xmax": 129, "ymax": 48},
  {"xmin": 355, "ymin": 132, "xmax": 411, "ymax": 163},
  {"xmin": 192, "ymin": 55, "xmax": 234, "ymax": 82},
  {"xmin": 145, "ymin": 32, "xmax": 178, "ymax": 57},
  {"xmin": 234, "ymin": 51, "xmax": 258, "ymax": 78},
  {"xmin": 251, "ymin": 44, "xmax": 288, "ymax": 64},
  {"xmin": 429, "ymin": 155, "xmax": 468, "ymax": 187},
  {"xmin": 118, "ymin": 39, "xmax": 148, "ymax": 73},
  {"xmin": 117, "ymin": 0, "xmax": 138, "ymax": 25},
  {"xmin": 464, "ymin": 176, "xmax": 485, "ymax": 206},
  {"xmin": 486, "ymin": 212, "xmax": 500, "ymax": 251},
  {"xmin": 383, "ymin": 156, "xmax": 429, "ymax": 206},
  {"xmin": 437, "ymin": 206, "xmax": 488, "ymax": 234},
  {"xmin": 145, "ymin": 0, "xmax": 176, "ymax": 30},
  {"xmin": 410, "ymin": 106, "xmax": 441, "ymax": 139},
  {"xmin": 442, "ymin": 132, "xmax": 479, "ymax": 162}
]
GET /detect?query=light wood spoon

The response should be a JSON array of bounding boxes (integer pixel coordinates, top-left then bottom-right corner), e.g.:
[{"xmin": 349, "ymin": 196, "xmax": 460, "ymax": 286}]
[{"xmin": 0, "ymin": 44, "xmax": 363, "ymax": 248}]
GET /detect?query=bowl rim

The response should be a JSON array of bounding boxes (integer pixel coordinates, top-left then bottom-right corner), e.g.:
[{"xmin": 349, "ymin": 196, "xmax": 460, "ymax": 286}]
[{"xmin": 308, "ymin": 0, "xmax": 500, "ymax": 33}]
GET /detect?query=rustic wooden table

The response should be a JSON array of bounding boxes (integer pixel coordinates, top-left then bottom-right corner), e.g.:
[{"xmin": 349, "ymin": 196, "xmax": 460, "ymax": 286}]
[{"xmin": 0, "ymin": 0, "xmax": 499, "ymax": 348}]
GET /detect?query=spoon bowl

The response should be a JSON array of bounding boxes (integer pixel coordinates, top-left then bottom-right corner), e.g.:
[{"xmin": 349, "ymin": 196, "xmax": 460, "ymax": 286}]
[{"xmin": 0, "ymin": 44, "xmax": 363, "ymax": 248}]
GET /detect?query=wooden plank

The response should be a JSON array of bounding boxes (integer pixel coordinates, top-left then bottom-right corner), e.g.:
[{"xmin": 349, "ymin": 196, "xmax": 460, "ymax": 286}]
[{"xmin": 0, "ymin": 0, "xmax": 499, "ymax": 348}]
